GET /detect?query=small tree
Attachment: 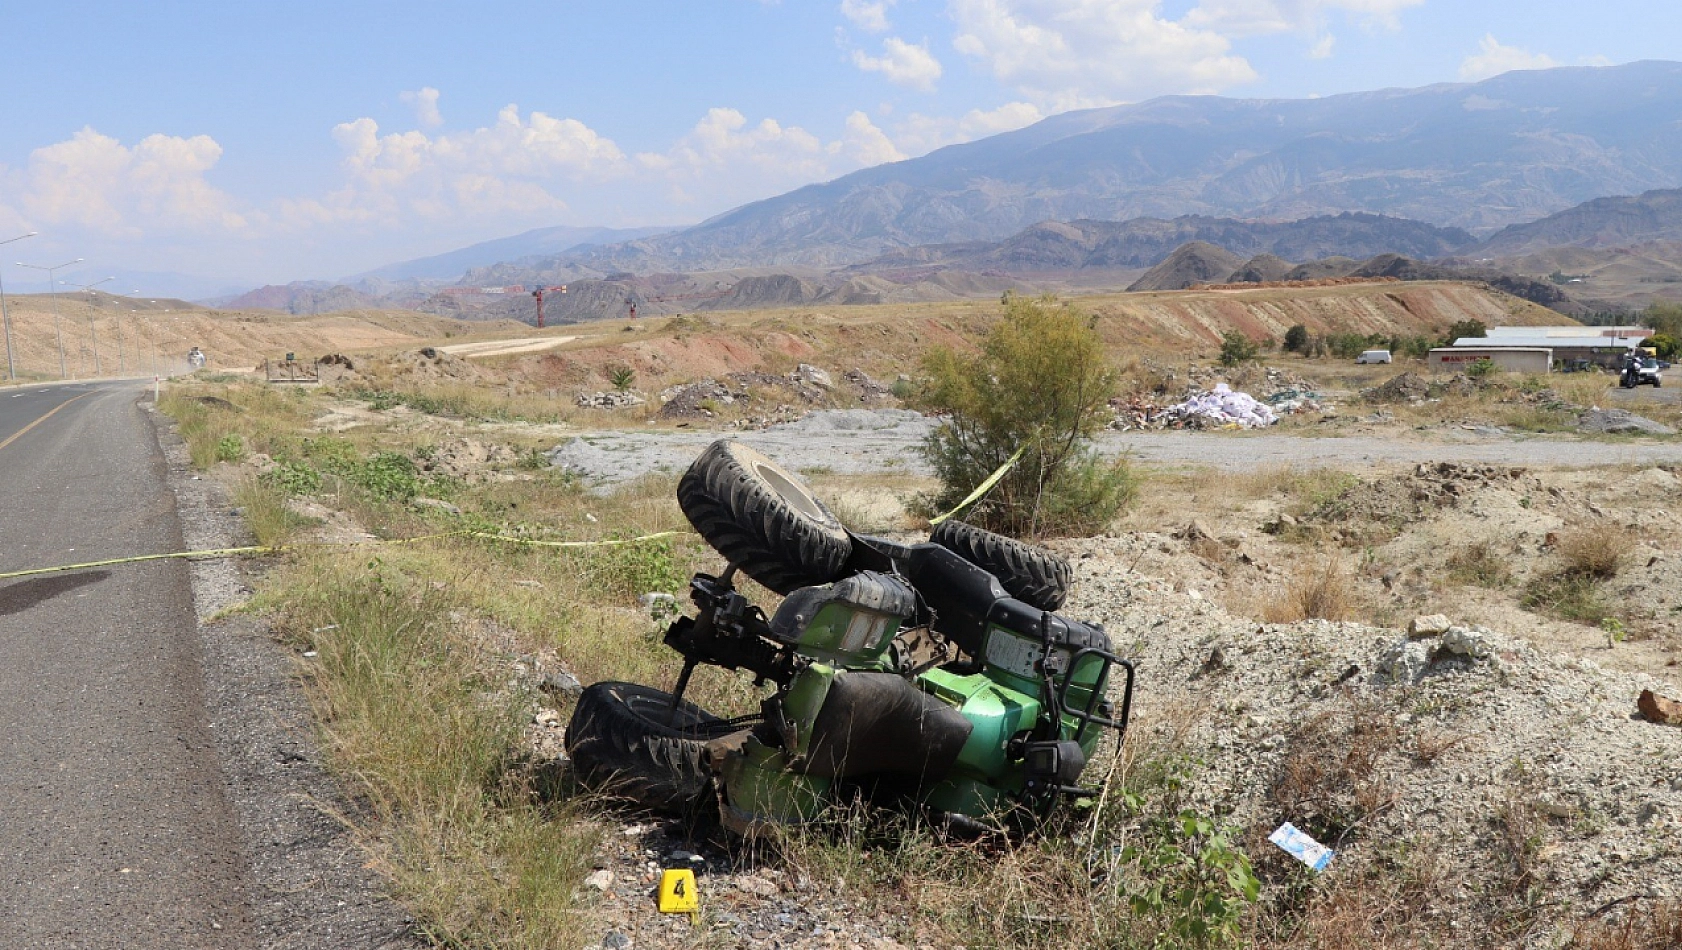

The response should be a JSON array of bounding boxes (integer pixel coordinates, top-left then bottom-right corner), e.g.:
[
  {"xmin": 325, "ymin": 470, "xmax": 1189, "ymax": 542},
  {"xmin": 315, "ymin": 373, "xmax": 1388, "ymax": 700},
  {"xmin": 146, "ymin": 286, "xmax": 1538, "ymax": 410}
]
[
  {"xmin": 608, "ymin": 366, "xmax": 636, "ymax": 391},
  {"xmin": 1283, "ymin": 324, "xmax": 1309, "ymax": 353},
  {"xmin": 1645, "ymin": 301, "xmax": 1682, "ymax": 339},
  {"xmin": 916, "ymin": 295, "xmax": 1134, "ymax": 538},
  {"xmin": 1642, "ymin": 334, "xmax": 1678, "ymax": 360},
  {"xmin": 1218, "ymin": 330, "xmax": 1259, "ymax": 366},
  {"xmin": 1441, "ymin": 319, "xmax": 1487, "ymax": 347}
]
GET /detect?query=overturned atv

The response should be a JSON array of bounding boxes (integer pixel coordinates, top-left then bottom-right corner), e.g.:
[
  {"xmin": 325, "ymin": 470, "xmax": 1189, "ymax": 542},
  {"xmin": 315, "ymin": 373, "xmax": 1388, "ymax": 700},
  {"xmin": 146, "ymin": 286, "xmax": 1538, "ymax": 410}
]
[{"xmin": 565, "ymin": 440, "xmax": 1134, "ymax": 833}]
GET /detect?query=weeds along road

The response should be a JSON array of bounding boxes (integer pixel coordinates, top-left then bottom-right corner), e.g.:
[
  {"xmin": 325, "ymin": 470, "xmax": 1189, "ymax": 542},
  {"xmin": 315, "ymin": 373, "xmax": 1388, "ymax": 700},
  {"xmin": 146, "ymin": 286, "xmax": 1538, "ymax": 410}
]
[{"xmin": 0, "ymin": 381, "xmax": 253, "ymax": 947}]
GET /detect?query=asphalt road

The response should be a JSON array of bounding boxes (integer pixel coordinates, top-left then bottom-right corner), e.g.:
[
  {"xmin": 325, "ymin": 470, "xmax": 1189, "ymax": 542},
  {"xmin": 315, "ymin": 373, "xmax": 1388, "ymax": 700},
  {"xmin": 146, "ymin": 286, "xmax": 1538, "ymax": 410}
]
[{"xmin": 0, "ymin": 381, "xmax": 253, "ymax": 947}]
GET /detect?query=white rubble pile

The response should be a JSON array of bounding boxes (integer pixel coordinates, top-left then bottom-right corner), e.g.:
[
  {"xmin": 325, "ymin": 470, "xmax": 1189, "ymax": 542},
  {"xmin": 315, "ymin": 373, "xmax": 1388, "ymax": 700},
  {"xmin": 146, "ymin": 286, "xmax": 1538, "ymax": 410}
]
[
  {"xmin": 575, "ymin": 390, "xmax": 646, "ymax": 409},
  {"xmin": 1158, "ymin": 383, "xmax": 1278, "ymax": 429}
]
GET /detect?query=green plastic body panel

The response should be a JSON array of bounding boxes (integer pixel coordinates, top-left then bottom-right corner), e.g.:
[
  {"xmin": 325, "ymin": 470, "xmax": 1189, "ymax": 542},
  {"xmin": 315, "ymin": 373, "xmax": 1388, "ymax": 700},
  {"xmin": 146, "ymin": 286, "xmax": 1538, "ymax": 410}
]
[
  {"xmin": 779, "ymin": 663, "xmax": 836, "ymax": 757},
  {"xmin": 792, "ymin": 603, "xmax": 901, "ymax": 669},
  {"xmin": 978, "ymin": 625, "xmax": 1110, "ymax": 753},
  {"xmin": 916, "ymin": 667, "xmax": 1038, "ymax": 780},
  {"xmin": 719, "ymin": 737, "xmax": 832, "ymax": 829}
]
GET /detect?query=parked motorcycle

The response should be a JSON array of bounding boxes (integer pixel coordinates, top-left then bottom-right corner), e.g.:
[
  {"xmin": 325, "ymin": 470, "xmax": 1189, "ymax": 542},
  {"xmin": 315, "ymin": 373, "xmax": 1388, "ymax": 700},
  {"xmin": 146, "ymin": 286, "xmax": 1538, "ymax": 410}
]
[{"xmin": 565, "ymin": 440, "xmax": 1134, "ymax": 833}]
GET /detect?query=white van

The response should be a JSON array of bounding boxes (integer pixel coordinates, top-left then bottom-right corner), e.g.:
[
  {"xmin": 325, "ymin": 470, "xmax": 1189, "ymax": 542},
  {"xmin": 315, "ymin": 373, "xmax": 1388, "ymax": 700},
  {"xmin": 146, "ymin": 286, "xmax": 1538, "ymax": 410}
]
[{"xmin": 1356, "ymin": 349, "xmax": 1393, "ymax": 364}]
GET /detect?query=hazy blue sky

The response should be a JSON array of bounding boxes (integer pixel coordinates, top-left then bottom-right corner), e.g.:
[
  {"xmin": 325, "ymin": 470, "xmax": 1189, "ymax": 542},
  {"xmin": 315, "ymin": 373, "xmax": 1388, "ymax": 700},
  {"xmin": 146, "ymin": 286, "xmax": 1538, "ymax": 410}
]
[{"xmin": 2, "ymin": 1, "xmax": 1676, "ymax": 288}]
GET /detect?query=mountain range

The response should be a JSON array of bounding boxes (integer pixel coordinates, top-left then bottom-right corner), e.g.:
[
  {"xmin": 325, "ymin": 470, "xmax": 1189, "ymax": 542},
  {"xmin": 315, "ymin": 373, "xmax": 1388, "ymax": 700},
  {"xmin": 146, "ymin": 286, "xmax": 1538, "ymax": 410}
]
[{"xmin": 526, "ymin": 61, "xmax": 1682, "ymax": 275}]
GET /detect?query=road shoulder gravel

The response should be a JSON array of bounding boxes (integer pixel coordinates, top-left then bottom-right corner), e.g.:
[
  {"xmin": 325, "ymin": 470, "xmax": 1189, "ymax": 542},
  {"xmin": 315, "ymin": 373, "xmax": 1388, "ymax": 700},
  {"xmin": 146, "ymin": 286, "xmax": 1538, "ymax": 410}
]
[{"xmin": 148, "ymin": 401, "xmax": 422, "ymax": 950}]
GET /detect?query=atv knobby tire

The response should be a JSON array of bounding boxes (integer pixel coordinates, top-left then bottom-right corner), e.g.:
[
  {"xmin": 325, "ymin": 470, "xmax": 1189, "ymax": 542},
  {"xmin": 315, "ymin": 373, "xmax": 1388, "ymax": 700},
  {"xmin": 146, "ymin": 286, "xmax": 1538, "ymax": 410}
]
[
  {"xmin": 929, "ymin": 519, "xmax": 1072, "ymax": 611},
  {"xmin": 565, "ymin": 681, "xmax": 731, "ymax": 812},
  {"xmin": 677, "ymin": 440, "xmax": 852, "ymax": 594}
]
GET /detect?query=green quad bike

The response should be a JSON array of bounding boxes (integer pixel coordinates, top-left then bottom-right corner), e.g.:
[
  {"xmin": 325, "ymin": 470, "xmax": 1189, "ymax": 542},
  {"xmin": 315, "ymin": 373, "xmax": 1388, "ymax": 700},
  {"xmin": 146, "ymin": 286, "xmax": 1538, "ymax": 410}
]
[{"xmin": 565, "ymin": 440, "xmax": 1135, "ymax": 833}]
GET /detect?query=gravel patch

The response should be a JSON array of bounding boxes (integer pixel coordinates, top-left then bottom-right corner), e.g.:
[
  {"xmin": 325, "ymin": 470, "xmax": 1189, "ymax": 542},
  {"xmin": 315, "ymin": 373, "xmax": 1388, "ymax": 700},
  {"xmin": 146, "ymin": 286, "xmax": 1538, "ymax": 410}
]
[
  {"xmin": 1054, "ymin": 536, "xmax": 1682, "ymax": 943},
  {"xmin": 546, "ymin": 409, "xmax": 1682, "ymax": 488}
]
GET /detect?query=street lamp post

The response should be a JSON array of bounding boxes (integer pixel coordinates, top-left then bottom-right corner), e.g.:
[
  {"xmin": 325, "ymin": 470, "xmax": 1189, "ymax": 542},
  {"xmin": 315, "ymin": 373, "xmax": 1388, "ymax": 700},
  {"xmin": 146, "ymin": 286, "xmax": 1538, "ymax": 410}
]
[
  {"xmin": 17, "ymin": 257, "xmax": 83, "ymax": 379},
  {"xmin": 63, "ymin": 276, "xmax": 114, "ymax": 376},
  {"xmin": 0, "ymin": 233, "xmax": 38, "ymax": 380},
  {"xmin": 111, "ymin": 290, "xmax": 141, "ymax": 375}
]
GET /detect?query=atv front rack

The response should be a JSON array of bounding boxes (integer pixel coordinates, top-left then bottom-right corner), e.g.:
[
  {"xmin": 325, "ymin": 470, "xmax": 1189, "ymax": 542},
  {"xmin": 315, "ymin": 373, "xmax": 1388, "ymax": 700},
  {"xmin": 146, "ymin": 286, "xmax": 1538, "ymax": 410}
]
[{"xmin": 1057, "ymin": 647, "xmax": 1135, "ymax": 745}]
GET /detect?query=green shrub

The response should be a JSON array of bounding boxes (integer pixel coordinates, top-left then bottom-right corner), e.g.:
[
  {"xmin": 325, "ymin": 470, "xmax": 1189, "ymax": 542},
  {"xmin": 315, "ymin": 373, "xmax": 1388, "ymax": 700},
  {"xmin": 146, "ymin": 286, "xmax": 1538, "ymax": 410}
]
[
  {"xmin": 263, "ymin": 458, "xmax": 322, "ymax": 496},
  {"xmin": 1283, "ymin": 324, "xmax": 1309, "ymax": 353},
  {"xmin": 1124, "ymin": 809, "xmax": 1260, "ymax": 948},
  {"xmin": 1466, "ymin": 357, "xmax": 1497, "ymax": 378},
  {"xmin": 915, "ymin": 295, "xmax": 1133, "ymax": 537},
  {"xmin": 1325, "ymin": 333, "xmax": 1370, "ymax": 359},
  {"xmin": 350, "ymin": 452, "xmax": 424, "ymax": 502},
  {"xmin": 608, "ymin": 366, "xmax": 636, "ymax": 391},
  {"xmin": 1218, "ymin": 330, "xmax": 1259, "ymax": 366},
  {"xmin": 215, "ymin": 433, "xmax": 245, "ymax": 463},
  {"xmin": 1642, "ymin": 334, "xmax": 1678, "ymax": 360}
]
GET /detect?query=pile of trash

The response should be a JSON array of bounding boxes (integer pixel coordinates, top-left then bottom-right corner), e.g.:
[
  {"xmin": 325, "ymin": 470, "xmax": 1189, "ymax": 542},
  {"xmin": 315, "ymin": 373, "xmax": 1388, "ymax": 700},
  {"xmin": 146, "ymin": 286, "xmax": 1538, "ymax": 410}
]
[
  {"xmin": 1263, "ymin": 388, "xmax": 1328, "ymax": 415},
  {"xmin": 575, "ymin": 390, "xmax": 646, "ymax": 410},
  {"xmin": 1154, "ymin": 384, "xmax": 1278, "ymax": 429}
]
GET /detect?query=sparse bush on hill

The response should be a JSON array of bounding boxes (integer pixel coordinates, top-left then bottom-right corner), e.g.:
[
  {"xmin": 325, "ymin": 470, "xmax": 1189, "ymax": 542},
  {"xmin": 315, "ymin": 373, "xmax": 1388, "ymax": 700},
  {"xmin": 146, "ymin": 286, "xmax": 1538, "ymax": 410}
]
[
  {"xmin": 1219, "ymin": 330, "xmax": 1260, "ymax": 366},
  {"xmin": 915, "ymin": 294, "xmax": 1134, "ymax": 538}
]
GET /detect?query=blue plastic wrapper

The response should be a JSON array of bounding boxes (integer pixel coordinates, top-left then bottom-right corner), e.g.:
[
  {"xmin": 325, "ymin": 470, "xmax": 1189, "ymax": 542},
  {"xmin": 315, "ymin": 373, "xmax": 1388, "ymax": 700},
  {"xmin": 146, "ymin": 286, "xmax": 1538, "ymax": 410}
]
[{"xmin": 1269, "ymin": 822, "xmax": 1334, "ymax": 872}]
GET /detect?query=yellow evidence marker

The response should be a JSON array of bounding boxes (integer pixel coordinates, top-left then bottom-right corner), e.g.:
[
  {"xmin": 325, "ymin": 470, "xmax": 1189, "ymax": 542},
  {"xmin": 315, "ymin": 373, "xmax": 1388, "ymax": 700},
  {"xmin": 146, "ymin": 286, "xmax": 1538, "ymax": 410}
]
[{"xmin": 657, "ymin": 868, "xmax": 700, "ymax": 922}]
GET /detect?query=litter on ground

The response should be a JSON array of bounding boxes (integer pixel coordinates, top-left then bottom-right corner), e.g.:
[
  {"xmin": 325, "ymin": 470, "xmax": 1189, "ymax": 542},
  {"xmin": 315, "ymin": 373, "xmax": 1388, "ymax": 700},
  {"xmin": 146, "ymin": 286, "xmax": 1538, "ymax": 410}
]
[{"xmin": 1157, "ymin": 384, "xmax": 1279, "ymax": 429}]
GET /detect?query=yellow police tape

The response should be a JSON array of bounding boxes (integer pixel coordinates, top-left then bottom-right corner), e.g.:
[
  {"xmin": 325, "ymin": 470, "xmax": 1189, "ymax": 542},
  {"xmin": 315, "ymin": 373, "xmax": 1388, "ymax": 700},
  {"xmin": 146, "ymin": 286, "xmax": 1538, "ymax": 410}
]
[
  {"xmin": 0, "ymin": 529, "xmax": 688, "ymax": 582},
  {"xmin": 0, "ymin": 443, "xmax": 1024, "ymax": 582},
  {"xmin": 926, "ymin": 444, "xmax": 1027, "ymax": 526}
]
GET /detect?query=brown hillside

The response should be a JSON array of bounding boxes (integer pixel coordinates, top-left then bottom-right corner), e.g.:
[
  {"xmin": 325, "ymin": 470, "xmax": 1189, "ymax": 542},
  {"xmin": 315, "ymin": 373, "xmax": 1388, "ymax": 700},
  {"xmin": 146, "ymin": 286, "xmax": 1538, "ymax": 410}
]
[
  {"xmin": 0, "ymin": 293, "xmax": 525, "ymax": 379},
  {"xmin": 490, "ymin": 280, "xmax": 1564, "ymax": 395}
]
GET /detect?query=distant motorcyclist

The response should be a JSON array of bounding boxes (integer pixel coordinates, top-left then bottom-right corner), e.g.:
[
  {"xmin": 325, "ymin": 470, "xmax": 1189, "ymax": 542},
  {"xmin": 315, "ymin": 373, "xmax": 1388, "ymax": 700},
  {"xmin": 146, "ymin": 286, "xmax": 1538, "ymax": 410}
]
[{"xmin": 1622, "ymin": 350, "xmax": 1642, "ymax": 388}]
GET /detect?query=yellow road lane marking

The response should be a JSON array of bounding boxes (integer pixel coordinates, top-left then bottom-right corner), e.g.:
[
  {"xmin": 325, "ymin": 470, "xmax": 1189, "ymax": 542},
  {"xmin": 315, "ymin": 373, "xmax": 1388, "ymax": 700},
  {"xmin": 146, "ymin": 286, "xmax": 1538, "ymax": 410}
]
[{"xmin": 0, "ymin": 392, "xmax": 94, "ymax": 454}]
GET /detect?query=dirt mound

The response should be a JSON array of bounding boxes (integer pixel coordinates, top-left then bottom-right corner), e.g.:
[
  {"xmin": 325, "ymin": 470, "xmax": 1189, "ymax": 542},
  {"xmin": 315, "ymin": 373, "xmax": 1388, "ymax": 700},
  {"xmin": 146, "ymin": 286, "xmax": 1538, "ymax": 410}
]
[
  {"xmin": 369, "ymin": 348, "xmax": 486, "ymax": 383},
  {"xmin": 1578, "ymin": 407, "xmax": 1678, "ymax": 434},
  {"xmin": 1302, "ymin": 462, "xmax": 1529, "ymax": 536},
  {"xmin": 1226, "ymin": 253, "xmax": 1295, "ymax": 283},
  {"xmin": 1361, "ymin": 371, "xmax": 1431, "ymax": 403},
  {"xmin": 1127, "ymin": 241, "xmax": 1245, "ymax": 291}
]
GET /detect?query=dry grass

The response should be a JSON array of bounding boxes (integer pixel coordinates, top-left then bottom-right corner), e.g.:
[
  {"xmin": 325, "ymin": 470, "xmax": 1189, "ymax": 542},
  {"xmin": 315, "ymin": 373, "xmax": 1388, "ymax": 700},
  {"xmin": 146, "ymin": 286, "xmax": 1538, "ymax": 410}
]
[
  {"xmin": 1447, "ymin": 540, "xmax": 1515, "ymax": 589},
  {"xmin": 1567, "ymin": 899, "xmax": 1682, "ymax": 949},
  {"xmin": 1266, "ymin": 695, "xmax": 1399, "ymax": 846},
  {"xmin": 1556, "ymin": 524, "xmax": 1627, "ymax": 580},
  {"xmin": 1262, "ymin": 558, "xmax": 1356, "ymax": 623},
  {"xmin": 269, "ymin": 553, "xmax": 602, "ymax": 950}
]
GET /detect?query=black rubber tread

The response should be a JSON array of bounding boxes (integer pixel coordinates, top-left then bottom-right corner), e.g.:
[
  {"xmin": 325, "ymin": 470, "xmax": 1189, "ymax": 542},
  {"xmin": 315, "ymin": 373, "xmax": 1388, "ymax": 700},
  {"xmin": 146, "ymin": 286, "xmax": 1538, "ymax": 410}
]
[
  {"xmin": 677, "ymin": 440, "xmax": 852, "ymax": 594},
  {"xmin": 928, "ymin": 519, "xmax": 1073, "ymax": 611},
  {"xmin": 564, "ymin": 681, "xmax": 732, "ymax": 812}
]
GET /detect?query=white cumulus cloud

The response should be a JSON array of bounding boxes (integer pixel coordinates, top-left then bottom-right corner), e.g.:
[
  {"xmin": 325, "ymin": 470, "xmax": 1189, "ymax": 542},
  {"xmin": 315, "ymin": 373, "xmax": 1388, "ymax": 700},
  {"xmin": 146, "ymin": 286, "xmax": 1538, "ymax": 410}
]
[
  {"xmin": 852, "ymin": 37, "xmax": 943, "ymax": 91},
  {"xmin": 399, "ymin": 87, "xmax": 444, "ymax": 128},
  {"xmin": 12, "ymin": 127, "xmax": 246, "ymax": 237},
  {"xmin": 840, "ymin": 0, "xmax": 894, "ymax": 32},
  {"xmin": 949, "ymin": 0, "xmax": 1257, "ymax": 109},
  {"xmin": 295, "ymin": 103, "xmax": 630, "ymax": 225},
  {"xmin": 1459, "ymin": 34, "xmax": 1559, "ymax": 82}
]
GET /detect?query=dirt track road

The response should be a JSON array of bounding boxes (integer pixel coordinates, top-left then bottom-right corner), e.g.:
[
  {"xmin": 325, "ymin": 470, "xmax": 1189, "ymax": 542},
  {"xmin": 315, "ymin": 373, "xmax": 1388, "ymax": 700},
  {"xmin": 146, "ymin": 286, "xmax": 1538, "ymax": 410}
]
[
  {"xmin": 551, "ymin": 412, "xmax": 1682, "ymax": 487},
  {"xmin": 437, "ymin": 335, "xmax": 577, "ymax": 359}
]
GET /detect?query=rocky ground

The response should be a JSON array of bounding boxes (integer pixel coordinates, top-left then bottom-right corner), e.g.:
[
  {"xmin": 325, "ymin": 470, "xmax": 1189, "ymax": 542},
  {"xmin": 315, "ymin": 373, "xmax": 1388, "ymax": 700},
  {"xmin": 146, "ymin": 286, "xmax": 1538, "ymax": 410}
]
[{"xmin": 197, "ymin": 364, "xmax": 1682, "ymax": 949}]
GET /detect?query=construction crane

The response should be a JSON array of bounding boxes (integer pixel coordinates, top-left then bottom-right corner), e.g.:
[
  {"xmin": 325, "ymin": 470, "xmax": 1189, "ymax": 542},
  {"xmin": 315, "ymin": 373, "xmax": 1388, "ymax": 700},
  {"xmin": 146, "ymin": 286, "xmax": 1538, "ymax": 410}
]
[{"xmin": 530, "ymin": 285, "xmax": 566, "ymax": 329}]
